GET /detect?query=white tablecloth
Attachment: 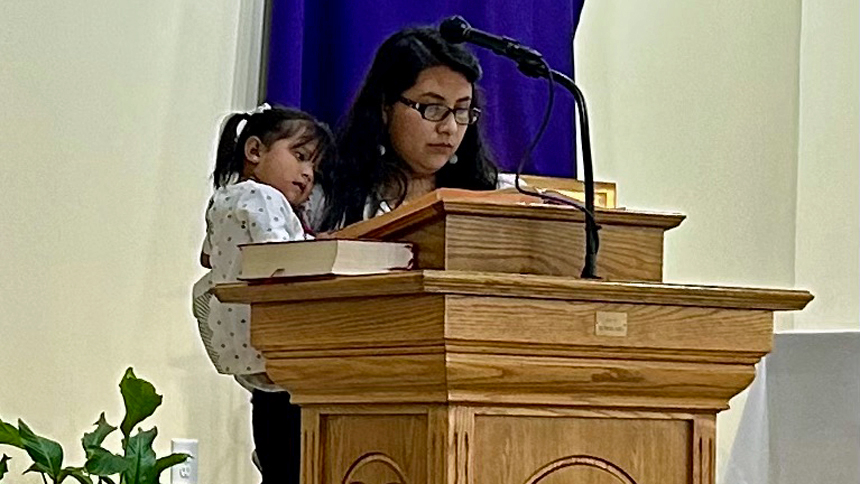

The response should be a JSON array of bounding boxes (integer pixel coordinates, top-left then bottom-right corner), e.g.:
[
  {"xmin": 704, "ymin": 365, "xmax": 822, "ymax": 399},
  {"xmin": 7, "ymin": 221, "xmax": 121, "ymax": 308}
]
[{"xmin": 721, "ymin": 330, "xmax": 860, "ymax": 484}]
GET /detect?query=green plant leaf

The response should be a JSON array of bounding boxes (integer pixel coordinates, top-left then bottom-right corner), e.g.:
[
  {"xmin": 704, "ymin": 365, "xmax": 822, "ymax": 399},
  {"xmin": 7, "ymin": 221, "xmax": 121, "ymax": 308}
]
[
  {"xmin": 119, "ymin": 369, "xmax": 162, "ymax": 440},
  {"xmin": 154, "ymin": 453, "xmax": 189, "ymax": 481},
  {"xmin": 0, "ymin": 454, "xmax": 10, "ymax": 481},
  {"xmin": 17, "ymin": 420, "xmax": 63, "ymax": 480},
  {"xmin": 82, "ymin": 414, "xmax": 116, "ymax": 458},
  {"xmin": 23, "ymin": 462, "xmax": 44, "ymax": 474},
  {"xmin": 97, "ymin": 477, "xmax": 116, "ymax": 484},
  {"xmin": 123, "ymin": 427, "xmax": 157, "ymax": 484},
  {"xmin": 58, "ymin": 467, "xmax": 94, "ymax": 484},
  {"xmin": 0, "ymin": 420, "xmax": 23, "ymax": 448},
  {"xmin": 85, "ymin": 447, "xmax": 129, "ymax": 476}
]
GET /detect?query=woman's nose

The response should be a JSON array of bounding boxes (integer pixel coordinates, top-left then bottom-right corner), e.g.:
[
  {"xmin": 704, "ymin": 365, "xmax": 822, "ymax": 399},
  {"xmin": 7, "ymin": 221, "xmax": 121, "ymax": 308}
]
[{"xmin": 436, "ymin": 111, "xmax": 457, "ymax": 134}]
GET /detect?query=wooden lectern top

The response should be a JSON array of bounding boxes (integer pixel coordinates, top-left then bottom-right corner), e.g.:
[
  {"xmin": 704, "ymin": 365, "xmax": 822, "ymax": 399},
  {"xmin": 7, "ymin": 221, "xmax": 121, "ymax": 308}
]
[
  {"xmin": 335, "ymin": 188, "xmax": 685, "ymax": 239},
  {"xmin": 215, "ymin": 269, "xmax": 811, "ymax": 311},
  {"xmin": 333, "ymin": 188, "xmax": 686, "ymax": 282}
]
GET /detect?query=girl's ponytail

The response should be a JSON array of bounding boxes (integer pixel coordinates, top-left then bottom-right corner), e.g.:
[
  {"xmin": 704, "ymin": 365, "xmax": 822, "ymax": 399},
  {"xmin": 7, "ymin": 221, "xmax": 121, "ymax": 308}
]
[{"xmin": 213, "ymin": 113, "xmax": 250, "ymax": 189}]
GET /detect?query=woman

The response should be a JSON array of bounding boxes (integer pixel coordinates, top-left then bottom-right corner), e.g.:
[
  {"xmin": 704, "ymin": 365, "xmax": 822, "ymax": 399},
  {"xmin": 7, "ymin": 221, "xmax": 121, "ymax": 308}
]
[{"xmin": 309, "ymin": 26, "xmax": 502, "ymax": 232}]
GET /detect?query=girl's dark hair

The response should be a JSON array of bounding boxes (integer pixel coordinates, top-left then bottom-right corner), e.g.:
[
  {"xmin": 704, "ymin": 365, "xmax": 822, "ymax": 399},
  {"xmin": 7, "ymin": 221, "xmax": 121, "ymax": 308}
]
[
  {"xmin": 213, "ymin": 106, "xmax": 335, "ymax": 189},
  {"xmin": 319, "ymin": 27, "xmax": 499, "ymax": 231}
]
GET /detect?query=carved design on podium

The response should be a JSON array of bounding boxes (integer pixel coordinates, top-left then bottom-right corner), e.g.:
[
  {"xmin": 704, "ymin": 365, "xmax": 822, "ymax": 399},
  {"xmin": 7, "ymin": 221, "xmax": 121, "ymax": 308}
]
[
  {"xmin": 693, "ymin": 418, "xmax": 716, "ymax": 484},
  {"xmin": 453, "ymin": 431, "xmax": 471, "ymax": 484},
  {"xmin": 522, "ymin": 455, "xmax": 639, "ymax": 484},
  {"xmin": 341, "ymin": 452, "xmax": 408, "ymax": 484},
  {"xmin": 302, "ymin": 429, "xmax": 314, "ymax": 484},
  {"xmin": 696, "ymin": 434, "xmax": 714, "ymax": 484}
]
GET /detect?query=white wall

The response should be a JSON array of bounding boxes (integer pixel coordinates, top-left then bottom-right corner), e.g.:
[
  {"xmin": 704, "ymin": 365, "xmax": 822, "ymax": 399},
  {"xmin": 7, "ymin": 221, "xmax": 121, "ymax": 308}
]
[
  {"xmin": 0, "ymin": 1, "xmax": 260, "ymax": 482},
  {"xmin": 1, "ymin": 1, "xmax": 855, "ymax": 483},
  {"xmin": 575, "ymin": 0, "xmax": 858, "ymax": 481},
  {"xmin": 575, "ymin": 0, "xmax": 802, "ymax": 289},
  {"xmin": 794, "ymin": 0, "xmax": 860, "ymax": 330}
]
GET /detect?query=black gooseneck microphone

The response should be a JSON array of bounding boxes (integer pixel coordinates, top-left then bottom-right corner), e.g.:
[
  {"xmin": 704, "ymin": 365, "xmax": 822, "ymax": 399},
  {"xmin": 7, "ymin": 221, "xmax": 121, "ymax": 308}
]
[
  {"xmin": 440, "ymin": 15, "xmax": 600, "ymax": 280},
  {"xmin": 439, "ymin": 16, "xmax": 546, "ymax": 75}
]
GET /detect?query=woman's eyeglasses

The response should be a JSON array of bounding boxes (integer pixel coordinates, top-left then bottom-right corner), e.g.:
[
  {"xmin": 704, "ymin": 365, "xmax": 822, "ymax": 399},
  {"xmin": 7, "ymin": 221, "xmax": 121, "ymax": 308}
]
[{"xmin": 398, "ymin": 97, "xmax": 481, "ymax": 125}]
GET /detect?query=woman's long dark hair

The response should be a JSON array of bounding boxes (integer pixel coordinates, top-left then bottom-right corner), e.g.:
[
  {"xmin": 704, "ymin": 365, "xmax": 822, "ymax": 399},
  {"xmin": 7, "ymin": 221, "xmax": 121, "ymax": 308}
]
[
  {"xmin": 318, "ymin": 27, "xmax": 499, "ymax": 231},
  {"xmin": 213, "ymin": 106, "xmax": 335, "ymax": 189}
]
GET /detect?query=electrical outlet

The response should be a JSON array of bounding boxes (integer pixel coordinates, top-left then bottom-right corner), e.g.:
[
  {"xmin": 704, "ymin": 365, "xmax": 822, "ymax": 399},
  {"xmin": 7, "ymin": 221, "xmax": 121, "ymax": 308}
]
[{"xmin": 170, "ymin": 438, "xmax": 198, "ymax": 484}]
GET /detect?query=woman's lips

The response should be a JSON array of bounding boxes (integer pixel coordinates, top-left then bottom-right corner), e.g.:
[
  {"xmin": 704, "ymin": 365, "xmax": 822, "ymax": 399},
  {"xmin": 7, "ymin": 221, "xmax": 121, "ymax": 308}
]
[{"xmin": 427, "ymin": 143, "xmax": 454, "ymax": 153}]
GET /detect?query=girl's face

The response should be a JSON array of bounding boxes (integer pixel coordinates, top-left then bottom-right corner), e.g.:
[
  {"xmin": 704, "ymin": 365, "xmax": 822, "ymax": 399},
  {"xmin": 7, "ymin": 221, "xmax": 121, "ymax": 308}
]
[
  {"xmin": 385, "ymin": 65, "xmax": 473, "ymax": 176},
  {"xmin": 245, "ymin": 133, "xmax": 317, "ymax": 205}
]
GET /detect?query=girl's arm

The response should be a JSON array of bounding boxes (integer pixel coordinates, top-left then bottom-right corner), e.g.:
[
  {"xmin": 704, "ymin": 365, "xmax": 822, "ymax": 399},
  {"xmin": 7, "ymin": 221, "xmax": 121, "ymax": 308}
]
[
  {"xmin": 200, "ymin": 197, "xmax": 214, "ymax": 268},
  {"xmin": 236, "ymin": 184, "xmax": 309, "ymax": 243}
]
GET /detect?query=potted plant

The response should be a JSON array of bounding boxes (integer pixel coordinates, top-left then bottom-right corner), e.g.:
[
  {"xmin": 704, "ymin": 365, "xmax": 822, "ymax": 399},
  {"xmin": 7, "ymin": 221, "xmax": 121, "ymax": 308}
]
[{"xmin": 0, "ymin": 368, "xmax": 190, "ymax": 484}]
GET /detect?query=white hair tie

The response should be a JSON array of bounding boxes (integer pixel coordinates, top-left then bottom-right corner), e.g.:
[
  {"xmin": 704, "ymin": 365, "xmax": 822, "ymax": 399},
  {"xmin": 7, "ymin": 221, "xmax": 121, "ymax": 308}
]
[
  {"xmin": 248, "ymin": 103, "xmax": 271, "ymax": 115},
  {"xmin": 235, "ymin": 103, "xmax": 272, "ymax": 138}
]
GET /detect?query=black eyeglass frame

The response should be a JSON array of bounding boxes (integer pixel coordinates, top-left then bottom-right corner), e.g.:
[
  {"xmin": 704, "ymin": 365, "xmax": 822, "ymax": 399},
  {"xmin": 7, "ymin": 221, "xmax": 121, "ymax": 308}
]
[{"xmin": 398, "ymin": 96, "xmax": 481, "ymax": 125}]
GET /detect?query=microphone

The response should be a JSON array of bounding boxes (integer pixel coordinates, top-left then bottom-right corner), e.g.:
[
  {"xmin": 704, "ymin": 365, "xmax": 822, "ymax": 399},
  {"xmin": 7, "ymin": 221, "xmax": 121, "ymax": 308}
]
[
  {"xmin": 439, "ymin": 15, "xmax": 601, "ymax": 279},
  {"xmin": 440, "ymin": 16, "xmax": 546, "ymax": 76}
]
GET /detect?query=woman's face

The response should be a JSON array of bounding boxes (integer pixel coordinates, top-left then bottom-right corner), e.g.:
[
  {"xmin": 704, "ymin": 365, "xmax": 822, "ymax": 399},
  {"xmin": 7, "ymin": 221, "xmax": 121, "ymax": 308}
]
[{"xmin": 385, "ymin": 65, "xmax": 473, "ymax": 176}]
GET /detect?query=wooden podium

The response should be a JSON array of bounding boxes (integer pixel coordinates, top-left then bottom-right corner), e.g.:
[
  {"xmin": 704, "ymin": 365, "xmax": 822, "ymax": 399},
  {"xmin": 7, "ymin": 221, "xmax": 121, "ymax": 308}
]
[{"xmin": 215, "ymin": 189, "xmax": 811, "ymax": 484}]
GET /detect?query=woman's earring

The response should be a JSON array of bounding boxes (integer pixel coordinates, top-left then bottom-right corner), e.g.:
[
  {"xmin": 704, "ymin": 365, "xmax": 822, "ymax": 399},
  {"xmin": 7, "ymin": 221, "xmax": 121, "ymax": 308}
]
[
  {"xmin": 448, "ymin": 154, "xmax": 458, "ymax": 165},
  {"xmin": 378, "ymin": 144, "xmax": 386, "ymax": 156}
]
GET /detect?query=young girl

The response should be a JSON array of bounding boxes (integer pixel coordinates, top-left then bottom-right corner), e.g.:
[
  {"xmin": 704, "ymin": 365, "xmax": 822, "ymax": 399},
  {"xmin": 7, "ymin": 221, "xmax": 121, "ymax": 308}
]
[{"xmin": 192, "ymin": 104, "xmax": 334, "ymax": 484}]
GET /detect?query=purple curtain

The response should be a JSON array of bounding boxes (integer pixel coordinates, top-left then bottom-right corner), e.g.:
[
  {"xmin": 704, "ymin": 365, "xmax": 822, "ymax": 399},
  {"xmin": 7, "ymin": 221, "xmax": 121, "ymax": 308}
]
[{"xmin": 265, "ymin": 0, "xmax": 585, "ymax": 177}]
